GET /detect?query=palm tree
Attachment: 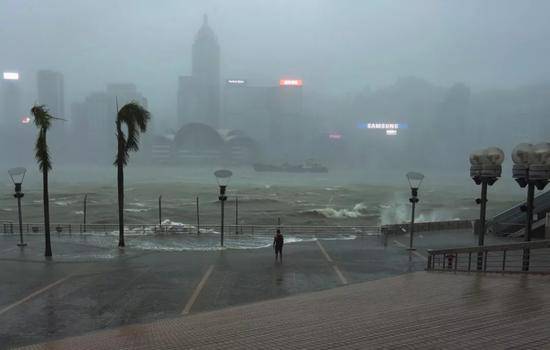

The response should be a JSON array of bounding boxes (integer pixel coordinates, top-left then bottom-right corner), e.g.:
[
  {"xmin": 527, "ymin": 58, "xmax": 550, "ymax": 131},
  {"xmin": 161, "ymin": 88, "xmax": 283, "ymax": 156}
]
[
  {"xmin": 115, "ymin": 101, "xmax": 151, "ymax": 247},
  {"xmin": 31, "ymin": 105, "xmax": 63, "ymax": 257}
]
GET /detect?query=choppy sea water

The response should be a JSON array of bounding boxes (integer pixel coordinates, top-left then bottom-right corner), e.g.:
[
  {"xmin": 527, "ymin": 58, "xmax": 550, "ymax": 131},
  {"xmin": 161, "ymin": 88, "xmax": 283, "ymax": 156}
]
[{"xmin": 0, "ymin": 165, "xmax": 523, "ymax": 228}]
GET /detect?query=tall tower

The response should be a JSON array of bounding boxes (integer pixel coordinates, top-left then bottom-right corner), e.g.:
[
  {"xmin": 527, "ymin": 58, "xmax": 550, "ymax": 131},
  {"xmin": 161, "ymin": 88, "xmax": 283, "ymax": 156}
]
[
  {"xmin": 1, "ymin": 72, "xmax": 22, "ymax": 128},
  {"xmin": 37, "ymin": 70, "xmax": 64, "ymax": 119},
  {"xmin": 178, "ymin": 14, "xmax": 221, "ymax": 128},
  {"xmin": 37, "ymin": 70, "xmax": 66, "ymax": 156}
]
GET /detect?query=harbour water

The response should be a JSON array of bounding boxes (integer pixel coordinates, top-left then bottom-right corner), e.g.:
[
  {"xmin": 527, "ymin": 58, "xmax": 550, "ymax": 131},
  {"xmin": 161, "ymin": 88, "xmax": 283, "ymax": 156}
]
[{"xmin": 0, "ymin": 164, "xmax": 524, "ymax": 229}]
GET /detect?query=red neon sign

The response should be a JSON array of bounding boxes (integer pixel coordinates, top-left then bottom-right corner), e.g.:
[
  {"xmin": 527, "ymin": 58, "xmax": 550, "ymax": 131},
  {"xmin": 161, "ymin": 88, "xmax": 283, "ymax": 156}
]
[{"xmin": 279, "ymin": 79, "xmax": 303, "ymax": 87}]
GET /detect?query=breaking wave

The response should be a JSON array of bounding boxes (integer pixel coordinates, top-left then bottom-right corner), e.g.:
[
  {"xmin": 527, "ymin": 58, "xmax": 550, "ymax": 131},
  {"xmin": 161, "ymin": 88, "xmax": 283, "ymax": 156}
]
[{"xmin": 303, "ymin": 203, "xmax": 368, "ymax": 218}]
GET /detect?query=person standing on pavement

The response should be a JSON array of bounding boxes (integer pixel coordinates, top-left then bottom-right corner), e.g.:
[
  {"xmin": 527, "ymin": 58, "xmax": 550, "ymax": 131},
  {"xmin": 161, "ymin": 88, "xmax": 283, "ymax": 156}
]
[{"xmin": 273, "ymin": 229, "xmax": 284, "ymax": 262}]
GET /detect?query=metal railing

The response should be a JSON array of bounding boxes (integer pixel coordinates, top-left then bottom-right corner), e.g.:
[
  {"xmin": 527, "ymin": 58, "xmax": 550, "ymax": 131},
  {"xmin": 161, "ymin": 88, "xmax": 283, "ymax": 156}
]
[
  {"xmin": 0, "ymin": 221, "xmax": 14, "ymax": 234},
  {"xmin": 381, "ymin": 219, "xmax": 473, "ymax": 235},
  {"xmin": 427, "ymin": 240, "xmax": 550, "ymax": 274},
  {"xmin": 0, "ymin": 222, "xmax": 380, "ymax": 237}
]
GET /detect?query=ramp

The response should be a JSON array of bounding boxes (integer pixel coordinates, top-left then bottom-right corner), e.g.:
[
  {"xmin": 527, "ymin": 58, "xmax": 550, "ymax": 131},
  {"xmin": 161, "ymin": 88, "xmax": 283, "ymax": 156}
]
[{"xmin": 490, "ymin": 189, "xmax": 550, "ymax": 235}]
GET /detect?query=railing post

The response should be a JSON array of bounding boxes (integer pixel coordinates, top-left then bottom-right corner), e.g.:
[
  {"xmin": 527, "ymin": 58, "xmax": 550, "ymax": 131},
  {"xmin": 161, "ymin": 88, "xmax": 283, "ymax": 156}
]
[
  {"xmin": 522, "ymin": 182, "xmax": 535, "ymax": 272},
  {"xmin": 502, "ymin": 249, "xmax": 507, "ymax": 271},
  {"xmin": 454, "ymin": 253, "xmax": 458, "ymax": 271},
  {"xmin": 427, "ymin": 253, "xmax": 432, "ymax": 270},
  {"xmin": 196, "ymin": 196, "xmax": 200, "ymax": 235},
  {"xmin": 483, "ymin": 250, "xmax": 488, "ymax": 272},
  {"xmin": 468, "ymin": 252, "xmax": 472, "ymax": 272},
  {"xmin": 235, "ymin": 196, "xmax": 239, "ymax": 235}
]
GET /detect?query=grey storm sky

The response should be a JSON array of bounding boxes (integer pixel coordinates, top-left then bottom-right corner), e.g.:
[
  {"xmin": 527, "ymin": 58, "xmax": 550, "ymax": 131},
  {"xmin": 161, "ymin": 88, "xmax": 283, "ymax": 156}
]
[{"xmin": 1, "ymin": 0, "xmax": 550, "ymax": 122}]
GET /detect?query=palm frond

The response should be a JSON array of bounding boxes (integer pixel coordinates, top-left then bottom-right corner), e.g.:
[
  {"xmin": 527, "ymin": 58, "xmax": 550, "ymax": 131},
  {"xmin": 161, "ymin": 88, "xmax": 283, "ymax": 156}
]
[
  {"xmin": 31, "ymin": 104, "xmax": 61, "ymax": 171},
  {"xmin": 31, "ymin": 105, "xmax": 52, "ymax": 130},
  {"xmin": 114, "ymin": 101, "xmax": 151, "ymax": 167}
]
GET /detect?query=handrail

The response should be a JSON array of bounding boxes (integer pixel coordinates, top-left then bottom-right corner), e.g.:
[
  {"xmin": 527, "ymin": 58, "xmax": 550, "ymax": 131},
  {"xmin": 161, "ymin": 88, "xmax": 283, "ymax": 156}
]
[
  {"xmin": 0, "ymin": 222, "xmax": 380, "ymax": 236},
  {"xmin": 427, "ymin": 239, "xmax": 550, "ymax": 274},
  {"xmin": 428, "ymin": 240, "xmax": 550, "ymax": 255}
]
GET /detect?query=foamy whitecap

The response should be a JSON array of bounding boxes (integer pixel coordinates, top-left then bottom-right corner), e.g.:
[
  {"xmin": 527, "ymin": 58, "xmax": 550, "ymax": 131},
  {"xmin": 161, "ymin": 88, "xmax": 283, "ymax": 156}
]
[
  {"xmin": 124, "ymin": 208, "xmax": 150, "ymax": 213},
  {"xmin": 304, "ymin": 203, "xmax": 368, "ymax": 219}
]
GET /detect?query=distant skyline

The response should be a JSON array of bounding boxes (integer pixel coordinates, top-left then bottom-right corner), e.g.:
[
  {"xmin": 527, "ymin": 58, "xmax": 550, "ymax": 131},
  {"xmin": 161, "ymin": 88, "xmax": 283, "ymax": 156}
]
[{"xmin": 2, "ymin": 0, "xmax": 550, "ymax": 123}]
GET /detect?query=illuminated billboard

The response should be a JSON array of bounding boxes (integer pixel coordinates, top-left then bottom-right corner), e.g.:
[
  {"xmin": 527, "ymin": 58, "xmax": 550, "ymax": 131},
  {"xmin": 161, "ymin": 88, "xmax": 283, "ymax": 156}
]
[
  {"xmin": 3, "ymin": 72, "xmax": 19, "ymax": 80},
  {"xmin": 279, "ymin": 79, "xmax": 303, "ymax": 87},
  {"xmin": 357, "ymin": 122, "xmax": 408, "ymax": 130},
  {"xmin": 386, "ymin": 130, "xmax": 398, "ymax": 136},
  {"xmin": 226, "ymin": 79, "xmax": 246, "ymax": 85}
]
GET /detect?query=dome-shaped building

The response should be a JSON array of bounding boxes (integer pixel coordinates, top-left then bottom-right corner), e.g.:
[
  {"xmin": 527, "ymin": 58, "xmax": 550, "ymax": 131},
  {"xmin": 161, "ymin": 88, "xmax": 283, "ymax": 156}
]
[{"xmin": 152, "ymin": 123, "xmax": 259, "ymax": 164}]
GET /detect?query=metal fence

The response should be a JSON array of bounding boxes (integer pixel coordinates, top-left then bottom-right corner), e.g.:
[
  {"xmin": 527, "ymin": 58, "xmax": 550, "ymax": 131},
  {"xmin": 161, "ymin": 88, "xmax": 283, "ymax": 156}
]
[
  {"xmin": 0, "ymin": 221, "xmax": 380, "ymax": 237},
  {"xmin": 427, "ymin": 240, "xmax": 550, "ymax": 274},
  {"xmin": 381, "ymin": 219, "xmax": 473, "ymax": 236}
]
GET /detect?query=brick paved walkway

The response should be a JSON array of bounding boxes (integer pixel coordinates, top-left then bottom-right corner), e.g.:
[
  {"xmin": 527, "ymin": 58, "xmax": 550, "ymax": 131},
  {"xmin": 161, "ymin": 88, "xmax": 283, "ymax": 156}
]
[{"xmin": 17, "ymin": 272, "xmax": 550, "ymax": 349}]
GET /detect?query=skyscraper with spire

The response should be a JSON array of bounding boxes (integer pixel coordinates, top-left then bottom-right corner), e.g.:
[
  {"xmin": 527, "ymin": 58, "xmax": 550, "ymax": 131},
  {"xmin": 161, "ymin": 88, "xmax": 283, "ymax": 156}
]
[{"xmin": 178, "ymin": 14, "xmax": 221, "ymax": 128}]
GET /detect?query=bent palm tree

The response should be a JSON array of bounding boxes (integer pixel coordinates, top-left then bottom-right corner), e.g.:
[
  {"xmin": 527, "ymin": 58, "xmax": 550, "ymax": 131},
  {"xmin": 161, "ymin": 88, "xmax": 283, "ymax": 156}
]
[
  {"xmin": 115, "ymin": 101, "xmax": 151, "ymax": 247},
  {"xmin": 31, "ymin": 105, "xmax": 63, "ymax": 257}
]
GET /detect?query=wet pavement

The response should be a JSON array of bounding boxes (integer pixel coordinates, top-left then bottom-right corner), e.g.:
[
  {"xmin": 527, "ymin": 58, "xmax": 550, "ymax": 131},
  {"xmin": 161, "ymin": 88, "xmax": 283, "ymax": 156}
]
[
  {"xmin": 0, "ymin": 232, "xmax": 427, "ymax": 349},
  {"xmin": 17, "ymin": 272, "xmax": 550, "ymax": 349}
]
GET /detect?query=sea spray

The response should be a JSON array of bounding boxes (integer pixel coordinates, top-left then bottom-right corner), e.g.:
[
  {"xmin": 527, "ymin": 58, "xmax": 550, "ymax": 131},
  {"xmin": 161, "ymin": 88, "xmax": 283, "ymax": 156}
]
[
  {"xmin": 379, "ymin": 192, "xmax": 463, "ymax": 225},
  {"xmin": 303, "ymin": 203, "xmax": 368, "ymax": 218}
]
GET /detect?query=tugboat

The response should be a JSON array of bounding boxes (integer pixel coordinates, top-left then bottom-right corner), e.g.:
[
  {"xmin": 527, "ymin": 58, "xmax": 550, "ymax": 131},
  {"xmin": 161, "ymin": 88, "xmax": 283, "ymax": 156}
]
[{"xmin": 253, "ymin": 160, "xmax": 328, "ymax": 173}]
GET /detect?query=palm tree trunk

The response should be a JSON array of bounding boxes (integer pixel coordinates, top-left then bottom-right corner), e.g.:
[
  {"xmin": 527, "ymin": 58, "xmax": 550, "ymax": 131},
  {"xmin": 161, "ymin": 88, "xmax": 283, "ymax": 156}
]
[
  {"xmin": 117, "ymin": 162, "xmax": 124, "ymax": 247},
  {"xmin": 117, "ymin": 123, "xmax": 125, "ymax": 247},
  {"xmin": 43, "ymin": 133, "xmax": 52, "ymax": 257}
]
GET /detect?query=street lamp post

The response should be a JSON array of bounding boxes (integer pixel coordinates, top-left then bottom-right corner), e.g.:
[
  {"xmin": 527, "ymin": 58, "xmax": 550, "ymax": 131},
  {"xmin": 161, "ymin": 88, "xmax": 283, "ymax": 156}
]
[
  {"xmin": 158, "ymin": 195, "xmax": 162, "ymax": 231},
  {"xmin": 406, "ymin": 171, "xmax": 424, "ymax": 250},
  {"xmin": 470, "ymin": 147, "xmax": 504, "ymax": 271},
  {"xmin": 214, "ymin": 169, "xmax": 233, "ymax": 247},
  {"xmin": 512, "ymin": 143, "xmax": 550, "ymax": 271},
  {"xmin": 8, "ymin": 167, "xmax": 27, "ymax": 247}
]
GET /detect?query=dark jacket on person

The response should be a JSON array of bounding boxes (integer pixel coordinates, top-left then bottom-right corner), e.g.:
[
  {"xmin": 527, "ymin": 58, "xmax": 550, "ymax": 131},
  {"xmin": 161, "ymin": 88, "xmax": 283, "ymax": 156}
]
[{"xmin": 273, "ymin": 233, "xmax": 284, "ymax": 250}]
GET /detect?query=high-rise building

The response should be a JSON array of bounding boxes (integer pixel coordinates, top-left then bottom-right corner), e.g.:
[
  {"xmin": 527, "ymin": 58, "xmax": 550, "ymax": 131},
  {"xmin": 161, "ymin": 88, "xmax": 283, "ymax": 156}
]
[
  {"xmin": 70, "ymin": 83, "xmax": 150, "ymax": 164},
  {"xmin": 1, "ymin": 71, "xmax": 34, "ymax": 164},
  {"xmin": 221, "ymin": 78, "xmax": 305, "ymax": 160},
  {"xmin": 177, "ymin": 15, "xmax": 221, "ymax": 128},
  {"xmin": 37, "ymin": 70, "xmax": 66, "ymax": 157},
  {"xmin": 37, "ymin": 70, "xmax": 64, "ymax": 119},
  {"xmin": 1, "ymin": 71, "xmax": 22, "ymax": 128}
]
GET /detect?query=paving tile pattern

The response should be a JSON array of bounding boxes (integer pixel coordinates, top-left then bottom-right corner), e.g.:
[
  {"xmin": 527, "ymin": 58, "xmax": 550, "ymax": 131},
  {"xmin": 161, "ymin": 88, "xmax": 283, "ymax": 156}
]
[{"xmin": 17, "ymin": 271, "xmax": 550, "ymax": 349}]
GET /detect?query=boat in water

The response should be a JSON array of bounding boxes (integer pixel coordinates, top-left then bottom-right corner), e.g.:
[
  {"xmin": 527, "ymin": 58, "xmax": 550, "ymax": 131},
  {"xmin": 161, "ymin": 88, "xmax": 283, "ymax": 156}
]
[{"xmin": 253, "ymin": 161, "xmax": 328, "ymax": 173}]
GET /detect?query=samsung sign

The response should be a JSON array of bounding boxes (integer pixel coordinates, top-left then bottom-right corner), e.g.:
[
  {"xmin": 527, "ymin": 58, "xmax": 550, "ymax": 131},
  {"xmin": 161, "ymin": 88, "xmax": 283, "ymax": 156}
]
[{"xmin": 357, "ymin": 122, "xmax": 409, "ymax": 130}]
